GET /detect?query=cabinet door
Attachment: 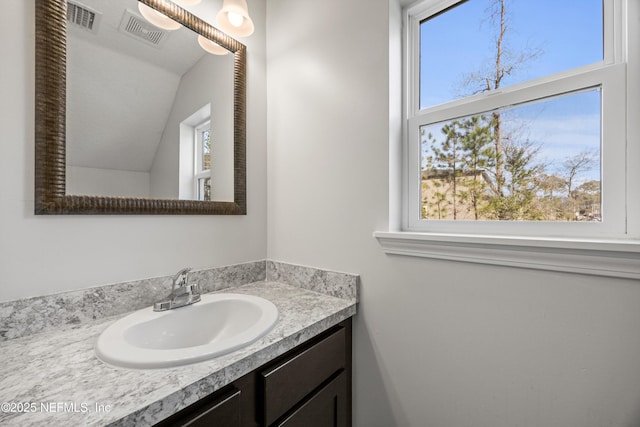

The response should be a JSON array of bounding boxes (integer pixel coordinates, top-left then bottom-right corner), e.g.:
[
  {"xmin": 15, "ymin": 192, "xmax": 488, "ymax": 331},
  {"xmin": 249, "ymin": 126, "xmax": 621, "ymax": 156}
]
[{"xmin": 275, "ymin": 371, "xmax": 347, "ymax": 427}]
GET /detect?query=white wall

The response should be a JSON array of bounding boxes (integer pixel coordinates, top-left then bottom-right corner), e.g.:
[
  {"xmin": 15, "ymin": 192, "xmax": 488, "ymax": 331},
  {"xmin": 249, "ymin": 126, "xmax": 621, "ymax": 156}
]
[
  {"xmin": 266, "ymin": 1, "xmax": 640, "ymax": 426},
  {"xmin": 67, "ymin": 166, "xmax": 150, "ymax": 197},
  {"xmin": 66, "ymin": 35, "xmax": 180, "ymax": 175},
  {"xmin": 0, "ymin": 0, "xmax": 267, "ymax": 302}
]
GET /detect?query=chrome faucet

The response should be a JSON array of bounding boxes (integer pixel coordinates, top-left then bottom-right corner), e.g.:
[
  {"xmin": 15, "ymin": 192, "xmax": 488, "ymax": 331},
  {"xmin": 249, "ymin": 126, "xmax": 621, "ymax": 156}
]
[{"xmin": 154, "ymin": 267, "xmax": 202, "ymax": 311}]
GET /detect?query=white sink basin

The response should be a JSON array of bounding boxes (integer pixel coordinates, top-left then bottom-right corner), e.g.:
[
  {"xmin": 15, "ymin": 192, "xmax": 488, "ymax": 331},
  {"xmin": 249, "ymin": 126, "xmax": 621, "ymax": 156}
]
[{"xmin": 95, "ymin": 293, "xmax": 278, "ymax": 369}]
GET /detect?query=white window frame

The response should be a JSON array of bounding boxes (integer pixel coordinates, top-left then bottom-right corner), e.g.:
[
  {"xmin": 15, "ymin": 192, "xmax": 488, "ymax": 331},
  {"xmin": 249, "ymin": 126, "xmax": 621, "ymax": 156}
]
[
  {"xmin": 374, "ymin": 0, "xmax": 640, "ymax": 278},
  {"xmin": 194, "ymin": 120, "xmax": 211, "ymax": 201}
]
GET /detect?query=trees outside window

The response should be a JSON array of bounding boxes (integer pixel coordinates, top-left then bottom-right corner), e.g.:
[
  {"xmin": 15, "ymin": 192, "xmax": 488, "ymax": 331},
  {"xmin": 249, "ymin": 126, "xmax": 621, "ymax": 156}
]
[{"xmin": 404, "ymin": 0, "xmax": 631, "ymax": 238}]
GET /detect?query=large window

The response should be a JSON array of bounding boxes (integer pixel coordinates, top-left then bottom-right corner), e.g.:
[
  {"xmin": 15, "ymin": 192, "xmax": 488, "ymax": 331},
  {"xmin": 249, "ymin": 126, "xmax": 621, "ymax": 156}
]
[{"xmin": 403, "ymin": 0, "xmax": 634, "ymax": 239}]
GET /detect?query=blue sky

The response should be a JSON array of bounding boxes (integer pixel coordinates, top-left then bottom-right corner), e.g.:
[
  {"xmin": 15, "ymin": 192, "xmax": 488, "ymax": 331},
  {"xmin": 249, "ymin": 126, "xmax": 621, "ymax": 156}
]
[
  {"xmin": 420, "ymin": 0, "xmax": 603, "ymax": 107},
  {"xmin": 419, "ymin": 0, "xmax": 603, "ymax": 181}
]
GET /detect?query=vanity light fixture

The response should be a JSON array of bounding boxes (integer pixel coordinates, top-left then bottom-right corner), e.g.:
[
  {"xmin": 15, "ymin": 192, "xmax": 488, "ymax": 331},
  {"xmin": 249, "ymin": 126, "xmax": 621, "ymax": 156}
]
[
  {"xmin": 137, "ymin": 0, "xmax": 242, "ymax": 55},
  {"xmin": 215, "ymin": 0, "xmax": 254, "ymax": 37},
  {"xmin": 138, "ymin": 2, "xmax": 182, "ymax": 30}
]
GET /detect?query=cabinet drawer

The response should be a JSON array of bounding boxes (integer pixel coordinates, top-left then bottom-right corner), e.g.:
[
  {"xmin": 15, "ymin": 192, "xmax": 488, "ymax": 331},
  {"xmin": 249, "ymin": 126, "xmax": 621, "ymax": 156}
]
[
  {"xmin": 260, "ymin": 327, "xmax": 346, "ymax": 426},
  {"xmin": 154, "ymin": 385, "xmax": 241, "ymax": 427}
]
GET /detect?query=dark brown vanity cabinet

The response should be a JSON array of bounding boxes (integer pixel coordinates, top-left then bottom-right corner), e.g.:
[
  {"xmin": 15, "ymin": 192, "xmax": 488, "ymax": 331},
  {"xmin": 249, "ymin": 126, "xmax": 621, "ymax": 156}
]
[{"xmin": 156, "ymin": 318, "xmax": 352, "ymax": 427}]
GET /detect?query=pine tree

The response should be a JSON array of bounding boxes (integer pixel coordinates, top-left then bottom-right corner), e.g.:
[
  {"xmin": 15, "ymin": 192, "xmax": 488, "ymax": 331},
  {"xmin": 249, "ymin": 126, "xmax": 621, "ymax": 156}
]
[
  {"xmin": 460, "ymin": 0, "xmax": 542, "ymax": 219},
  {"xmin": 460, "ymin": 115, "xmax": 495, "ymax": 219}
]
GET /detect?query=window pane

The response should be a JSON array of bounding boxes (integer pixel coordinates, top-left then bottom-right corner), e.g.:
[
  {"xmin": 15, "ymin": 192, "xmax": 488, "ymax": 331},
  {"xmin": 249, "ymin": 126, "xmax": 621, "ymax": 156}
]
[
  {"xmin": 201, "ymin": 129, "xmax": 211, "ymax": 171},
  {"xmin": 197, "ymin": 177, "xmax": 211, "ymax": 201},
  {"xmin": 420, "ymin": 89, "xmax": 601, "ymax": 221},
  {"xmin": 420, "ymin": 0, "xmax": 603, "ymax": 108}
]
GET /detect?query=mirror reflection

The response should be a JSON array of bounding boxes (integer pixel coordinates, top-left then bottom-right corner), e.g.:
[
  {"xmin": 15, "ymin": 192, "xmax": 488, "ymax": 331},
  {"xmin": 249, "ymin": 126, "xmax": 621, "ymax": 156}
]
[{"xmin": 66, "ymin": 0, "xmax": 235, "ymax": 201}]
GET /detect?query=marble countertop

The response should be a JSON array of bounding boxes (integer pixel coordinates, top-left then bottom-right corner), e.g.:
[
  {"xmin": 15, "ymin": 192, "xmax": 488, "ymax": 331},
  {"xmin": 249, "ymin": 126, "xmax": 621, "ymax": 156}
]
[{"xmin": 0, "ymin": 281, "xmax": 356, "ymax": 426}]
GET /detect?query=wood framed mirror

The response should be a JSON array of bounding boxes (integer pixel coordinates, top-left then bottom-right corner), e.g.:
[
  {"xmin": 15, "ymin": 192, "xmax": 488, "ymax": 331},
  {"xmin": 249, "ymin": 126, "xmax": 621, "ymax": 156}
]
[{"xmin": 35, "ymin": 0, "xmax": 246, "ymax": 214}]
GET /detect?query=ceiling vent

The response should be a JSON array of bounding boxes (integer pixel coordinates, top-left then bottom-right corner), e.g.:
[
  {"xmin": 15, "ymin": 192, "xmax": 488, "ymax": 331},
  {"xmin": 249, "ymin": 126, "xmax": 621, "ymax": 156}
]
[
  {"xmin": 67, "ymin": 1, "xmax": 101, "ymax": 34},
  {"xmin": 119, "ymin": 9, "xmax": 169, "ymax": 48}
]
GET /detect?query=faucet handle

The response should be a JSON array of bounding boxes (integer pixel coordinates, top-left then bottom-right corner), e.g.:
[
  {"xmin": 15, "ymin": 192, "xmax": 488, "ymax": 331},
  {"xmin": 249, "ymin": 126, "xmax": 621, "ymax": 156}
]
[
  {"xmin": 172, "ymin": 267, "xmax": 192, "ymax": 289},
  {"xmin": 185, "ymin": 283, "xmax": 201, "ymax": 296}
]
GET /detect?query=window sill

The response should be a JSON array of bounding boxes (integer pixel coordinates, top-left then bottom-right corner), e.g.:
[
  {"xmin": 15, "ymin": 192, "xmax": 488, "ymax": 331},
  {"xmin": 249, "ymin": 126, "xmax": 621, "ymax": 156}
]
[{"xmin": 373, "ymin": 231, "xmax": 640, "ymax": 279}]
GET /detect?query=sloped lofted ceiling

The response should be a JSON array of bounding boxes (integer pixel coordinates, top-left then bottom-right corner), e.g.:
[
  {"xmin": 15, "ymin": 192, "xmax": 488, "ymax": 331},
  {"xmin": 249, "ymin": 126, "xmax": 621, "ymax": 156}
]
[{"xmin": 66, "ymin": 0, "xmax": 212, "ymax": 172}]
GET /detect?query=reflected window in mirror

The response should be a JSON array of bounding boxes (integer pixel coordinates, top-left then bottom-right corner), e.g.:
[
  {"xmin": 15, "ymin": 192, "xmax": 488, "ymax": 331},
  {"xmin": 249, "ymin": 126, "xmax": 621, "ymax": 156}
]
[
  {"xmin": 180, "ymin": 101, "xmax": 235, "ymax": 203},
  {"xmin": 195, "ymin": 121, "xmax": 212, "ymax": 201}
]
